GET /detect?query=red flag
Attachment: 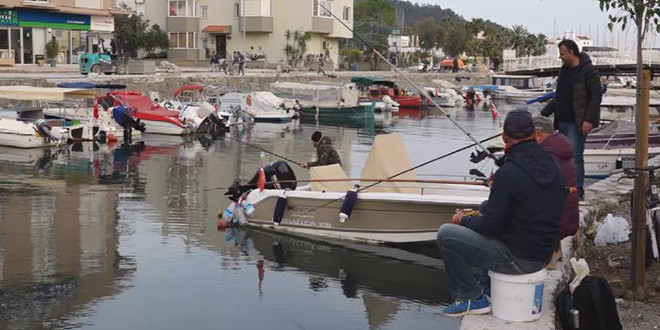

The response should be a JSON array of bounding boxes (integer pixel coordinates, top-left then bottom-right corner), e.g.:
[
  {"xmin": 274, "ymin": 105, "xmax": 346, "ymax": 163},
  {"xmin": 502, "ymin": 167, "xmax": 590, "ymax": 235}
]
[
  {"xmin": 491, "ymin": 104, "xmax": 499, "ymax": 120},
  {"xmin": 257, "ymin": 163, "xmax": 266, "ymax": 192}
]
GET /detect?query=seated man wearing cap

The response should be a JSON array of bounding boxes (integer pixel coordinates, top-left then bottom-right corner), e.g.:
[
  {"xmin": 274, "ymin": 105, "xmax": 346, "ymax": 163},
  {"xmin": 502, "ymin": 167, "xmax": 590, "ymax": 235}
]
[
  {"xmin": 436, "ymin": 110, "xmax": 566, "ymax": 316},
  {"xmin": 533, "ymin": 116, "xmax": 579, "ymax": 268},
  {"xmin": 302, "ymin": 131, "xmax": 342, "ymax": 168}
]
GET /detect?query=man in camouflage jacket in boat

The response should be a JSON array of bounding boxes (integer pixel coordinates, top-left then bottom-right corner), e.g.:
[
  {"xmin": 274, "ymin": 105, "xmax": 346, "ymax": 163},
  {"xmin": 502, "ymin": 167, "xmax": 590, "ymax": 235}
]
[{"xmin": 302, "ymin": 131, "xmax": 342, "ymax": 168}]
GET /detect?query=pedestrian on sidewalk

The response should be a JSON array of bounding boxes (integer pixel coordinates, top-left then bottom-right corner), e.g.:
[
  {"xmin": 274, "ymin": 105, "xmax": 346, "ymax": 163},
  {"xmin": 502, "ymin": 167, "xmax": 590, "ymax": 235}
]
[
  {"xmin": 238, "ymin": 51, "xmax": 245, "ymax": 76},
  {"xmin": 317, "ymin": 53, "xmax": 325, "ymax": 75},
  {"xmin": 541, "ymin": 39, "xmax": 602, "ymax": 201},
  {"xmin": 210, "ymin": 51, "xmax": 219, "ymax": 72},
  {"xmin": 232, "ymin": 51, "xmax": 239, "ymax": 75},
  {"xmin": 436, "ymin": 110, "xmax": 565, "ymax": 316}
]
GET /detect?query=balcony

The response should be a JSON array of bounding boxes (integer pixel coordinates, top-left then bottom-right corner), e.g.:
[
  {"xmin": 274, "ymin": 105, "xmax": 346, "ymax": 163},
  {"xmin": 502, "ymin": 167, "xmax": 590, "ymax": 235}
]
[
  {"xmin": 76, "ymin": 0, "xmax": 102, "ymax": 10},
  {"xmin": 311, "ymin": 16, "xmax": 333, "ymax": 34},
  {"xmin": 167, "ymin": 16, "xmax": 200, "ymax": 33},
  {"xmin": 239, "ymin": 16, "xmax": 273, "ymax": 33}
]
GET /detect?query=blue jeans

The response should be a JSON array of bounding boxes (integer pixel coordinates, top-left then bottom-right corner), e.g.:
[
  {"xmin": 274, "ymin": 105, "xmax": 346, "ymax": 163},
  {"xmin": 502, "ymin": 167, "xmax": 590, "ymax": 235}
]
[
  {"xmin": 557, "ymin": 121, "xmax": 586, "ymax": 196},
  {"xmin": 436, "ymin": 224, "xmax": 547, "ymax": 301}
]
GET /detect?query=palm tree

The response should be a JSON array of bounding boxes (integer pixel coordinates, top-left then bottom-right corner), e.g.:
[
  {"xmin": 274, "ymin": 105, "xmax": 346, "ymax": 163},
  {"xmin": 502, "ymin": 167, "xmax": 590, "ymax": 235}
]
[{"xmin": 510, "ymin": 25, "xmax": 529, "ymax": 56}]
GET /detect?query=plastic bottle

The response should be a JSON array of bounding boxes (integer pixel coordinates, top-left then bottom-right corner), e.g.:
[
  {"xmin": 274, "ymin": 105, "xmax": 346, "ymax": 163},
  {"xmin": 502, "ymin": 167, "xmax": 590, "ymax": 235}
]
[{"xmin": 222, "ymin": 202, "xmax": 236, "ymax": 222}]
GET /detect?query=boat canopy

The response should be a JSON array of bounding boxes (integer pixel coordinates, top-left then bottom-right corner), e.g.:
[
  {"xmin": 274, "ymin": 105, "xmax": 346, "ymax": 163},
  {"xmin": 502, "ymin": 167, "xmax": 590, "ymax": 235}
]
[
  {"xmin": 350, "ymin": 76, "xmax": 396, "ymax": 88},
  {"xmin": 270, "ymin": 82, "xmax": 359, "ymax": 107},
  {"xmin": 56, "ymin": 82, "xmax": 127, "ymax": 90},
  {"xmin": 310, "ymin": 164, "xmax": 351, "ymax": 192},
  {"xmin": 0, "ymin": 86, "xmax": 98, "ymax": 101},
  {"xmin": 174, "ymin": 84, "xmax": 205, "ymax": 97},
  {"xmin": 361, "ymin": 134, "xmax": 420, "ymax": 194}
]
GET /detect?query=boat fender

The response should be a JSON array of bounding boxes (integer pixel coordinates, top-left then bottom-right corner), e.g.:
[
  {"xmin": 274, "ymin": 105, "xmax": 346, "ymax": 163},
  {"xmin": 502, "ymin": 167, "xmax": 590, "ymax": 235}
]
[
  {"xmin": 273, "ymin": 193, "xmax": 287, "ymax": 225},
  {"xmin": 339, "ymin": 186, "xmax": 359, "ymax": 223},
  {"xmin": 217, "ymin": 220, "xmax": 228, "ymax": 230},
  {"xmin": 615, "ymin": 157, "xmax": 623, "ymax": 169},
  {"xmin": 233, "ymin": 205, "xmax": 247, "ymax": 225},
  {"xmin": 223, "ymin": 202, "xmax": 237, "ymax": 222},
  {"xmin": 241, "ymin": 197, "xmax": 256, "ymax": 216}
]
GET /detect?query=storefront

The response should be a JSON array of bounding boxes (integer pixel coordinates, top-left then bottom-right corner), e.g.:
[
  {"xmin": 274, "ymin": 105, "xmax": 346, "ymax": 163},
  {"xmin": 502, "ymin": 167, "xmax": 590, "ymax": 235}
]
[{"xmin": 0, "ymin": 9, "xmax": 91, "ymax": 65}]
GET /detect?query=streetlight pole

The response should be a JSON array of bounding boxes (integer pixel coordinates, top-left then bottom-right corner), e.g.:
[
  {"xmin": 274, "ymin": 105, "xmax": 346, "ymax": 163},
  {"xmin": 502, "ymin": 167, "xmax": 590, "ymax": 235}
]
[{"xmin": 242, "ymin": 0, "xmax": 246, "ymax": 55}]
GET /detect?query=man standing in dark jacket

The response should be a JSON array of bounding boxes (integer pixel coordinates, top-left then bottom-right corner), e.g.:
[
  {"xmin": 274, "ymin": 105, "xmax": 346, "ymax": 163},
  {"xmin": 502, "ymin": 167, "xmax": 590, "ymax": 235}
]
[
  {"xmin": 541, "ymin": 39, "xmax": 602, "ymax": 199},
  {"xmin": 437, "ymin": 110, "xmax": 565, "ymax": 316}
]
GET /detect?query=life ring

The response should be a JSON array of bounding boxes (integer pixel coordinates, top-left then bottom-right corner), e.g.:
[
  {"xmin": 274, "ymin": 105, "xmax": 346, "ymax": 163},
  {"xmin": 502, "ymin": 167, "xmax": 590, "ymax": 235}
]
[{"xmin": 246, "ymin": 94, "xmax": 252, "ymax": 106}]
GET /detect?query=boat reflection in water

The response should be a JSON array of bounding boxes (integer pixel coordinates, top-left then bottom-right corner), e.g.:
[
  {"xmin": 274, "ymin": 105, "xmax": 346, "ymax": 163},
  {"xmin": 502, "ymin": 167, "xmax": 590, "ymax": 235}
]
[
  {"xmin": 0, "ymin": 145, "xmax": 136, "ymax": 329},
  {"xmin": 224, "ymin": 226, "xmax": 452, "ymax": 328}
]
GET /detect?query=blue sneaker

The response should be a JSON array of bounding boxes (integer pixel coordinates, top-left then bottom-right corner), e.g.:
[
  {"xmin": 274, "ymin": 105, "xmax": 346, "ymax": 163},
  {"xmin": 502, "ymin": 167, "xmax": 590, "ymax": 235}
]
[
  {"xmin": 443, "ymin": 295, "xmax": 491, "ymax": 316},
  {"xmin": 481, "ymin": 285, "xmax": 491, "ymax": 300}
]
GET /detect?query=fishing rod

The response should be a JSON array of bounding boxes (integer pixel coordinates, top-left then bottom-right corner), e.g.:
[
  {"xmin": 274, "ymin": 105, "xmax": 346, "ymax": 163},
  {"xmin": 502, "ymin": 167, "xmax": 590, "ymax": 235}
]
[
  {"xmin": 205, "ymin": 177, "xmax": 488, "ymax": 192},
  {"xmin": 317, "ymin": 2, "xmax": 497, "ymax": 161}
]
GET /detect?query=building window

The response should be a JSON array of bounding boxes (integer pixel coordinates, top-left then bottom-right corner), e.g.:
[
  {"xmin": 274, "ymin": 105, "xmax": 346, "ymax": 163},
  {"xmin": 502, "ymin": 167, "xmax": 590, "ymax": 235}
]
[
  {"xmin": 168, "ymin": 0, "xmax": 199, "ymax": 17},
  {"xmin": 342, "ymin": 6, "xmax": 350, "ymax": 21},
  {"xmin": 242, "ymin": 0, "xmax": 272, "ymax": 16},
  {"xmin": 235, "ymin": 3, "xmax": 240, "ymax": 19},
  {"xmin": 201, "ymin": 5, "xmax": 208, "ymax": 19},
  {"xmin": 314, "ymin": 0, "xmax": 333, "ymax": 17},
  {"xmin": 169, "ymin": 32, "xmax": 197, "ymax": 49}
]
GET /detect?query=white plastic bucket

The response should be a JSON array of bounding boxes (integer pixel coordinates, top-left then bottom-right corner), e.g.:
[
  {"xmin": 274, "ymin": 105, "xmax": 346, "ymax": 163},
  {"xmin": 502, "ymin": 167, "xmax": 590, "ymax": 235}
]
[{"xmin": 488, "ymin": 269, "xmax": 547, "ymax": 322}]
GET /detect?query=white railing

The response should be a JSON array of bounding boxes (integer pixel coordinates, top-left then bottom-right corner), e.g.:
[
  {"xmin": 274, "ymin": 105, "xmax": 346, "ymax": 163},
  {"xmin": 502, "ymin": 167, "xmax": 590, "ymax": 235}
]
[{"xmin": 503, "ymin": 49, "xmax": 658, "ymax": 72}]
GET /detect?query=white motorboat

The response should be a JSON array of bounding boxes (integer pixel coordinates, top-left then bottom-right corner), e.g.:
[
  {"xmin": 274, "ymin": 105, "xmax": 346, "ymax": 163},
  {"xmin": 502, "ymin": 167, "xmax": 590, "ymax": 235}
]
[
  {"xmin": 359, "ymin": 95, "xmax": 400, "ymax": 113},
  {"xmin": 494, "ymin": 85, "xmax": 550, "ymax": 103},
  {"xmin": 222, "ymin": 134, "xmax": 489, "ymax": 244},
  {"xmin": 160, "ymin": 85, "xmax": 228, "ymax": 134},
  {"xmin": 0, "ymin": 86, "xmax": 98, "ymax": 148},
  {"xmin": 42, "ymin": 103, "xmax": 142, "ymax": 143},
  {"xmin": 217, "ymin": 91, "xmax": 298, "ymax": 122}
]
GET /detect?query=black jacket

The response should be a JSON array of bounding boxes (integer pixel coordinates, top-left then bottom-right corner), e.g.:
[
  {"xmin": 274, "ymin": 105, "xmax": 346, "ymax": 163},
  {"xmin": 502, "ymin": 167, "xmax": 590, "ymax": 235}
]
[
  {"xmin": 541, "ymin": 52, "xmax": 602, "ymax": 130},
  {"xmin": 461, "ymin": 140, "xmax": 565, "ymax": 262}
]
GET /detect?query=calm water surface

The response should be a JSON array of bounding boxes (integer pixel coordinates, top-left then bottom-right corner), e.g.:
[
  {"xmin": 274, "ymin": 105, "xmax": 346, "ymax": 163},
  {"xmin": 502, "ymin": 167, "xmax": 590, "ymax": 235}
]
[{"xmin": 0, "ymin": 101, "xmax": 537, "ymax": 329}]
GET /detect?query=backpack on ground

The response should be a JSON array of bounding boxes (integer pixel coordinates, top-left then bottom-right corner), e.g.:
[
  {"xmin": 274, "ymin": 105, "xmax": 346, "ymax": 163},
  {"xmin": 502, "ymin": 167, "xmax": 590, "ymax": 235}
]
[{"xmin": 555, "ymin": 275, "xmax": 622, "ymax": 330}]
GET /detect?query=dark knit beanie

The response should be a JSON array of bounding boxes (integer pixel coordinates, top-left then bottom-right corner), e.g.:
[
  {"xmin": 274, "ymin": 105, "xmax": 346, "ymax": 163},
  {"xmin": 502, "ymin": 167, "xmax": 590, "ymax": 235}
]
[{"xmin": 311, "ymin": 131, "xmax": 322, "ymax": 142}]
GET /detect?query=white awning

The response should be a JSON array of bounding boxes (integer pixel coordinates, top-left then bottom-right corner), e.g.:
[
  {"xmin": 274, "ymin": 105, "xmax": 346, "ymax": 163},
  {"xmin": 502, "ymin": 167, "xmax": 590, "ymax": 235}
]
[{"xmin": 0, "ymin": 86, "xmax": 98, "ymax": 101}]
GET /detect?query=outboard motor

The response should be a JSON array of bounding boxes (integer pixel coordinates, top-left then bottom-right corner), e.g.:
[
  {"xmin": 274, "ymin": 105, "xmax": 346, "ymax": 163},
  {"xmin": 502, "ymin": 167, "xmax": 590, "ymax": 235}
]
[
  {"xmin": 35, "ymin": 119, "xmax": 58, "ymax": 142},
  {"xmin": 225, "ymin": 160, "xmax": 297, "ymax": 201},
  {"xmin": 113, "ymin": 105, "xmax": 146, "ymax": 144},
  {"xmin": 197, "ymin": 113, "xmax": 228, "ymax": 138}
]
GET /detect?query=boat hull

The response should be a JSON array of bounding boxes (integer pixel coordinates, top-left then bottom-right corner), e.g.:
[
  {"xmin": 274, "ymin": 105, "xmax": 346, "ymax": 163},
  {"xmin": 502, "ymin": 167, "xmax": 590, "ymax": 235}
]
[
  {"xmin": 585, "ymin": 147, "xmax": 660, "ymax": 178},
  {"xmin": 243, "ymin": 187, "xmax": 488, "ymax": 244},
  {"xmin": 140, "ymin": 119, "xmax": 188, "ymax": 135}
]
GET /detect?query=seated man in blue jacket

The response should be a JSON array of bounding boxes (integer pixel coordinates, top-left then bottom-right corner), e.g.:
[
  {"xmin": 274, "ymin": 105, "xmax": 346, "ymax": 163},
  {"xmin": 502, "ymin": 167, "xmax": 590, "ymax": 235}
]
[{"xmin": 437, "ymin": 109, "xmax": 565, "ymax": 316}]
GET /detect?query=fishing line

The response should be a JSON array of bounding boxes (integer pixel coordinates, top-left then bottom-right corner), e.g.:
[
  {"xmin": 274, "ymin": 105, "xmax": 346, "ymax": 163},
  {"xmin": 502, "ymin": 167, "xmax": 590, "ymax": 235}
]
[{"xmin": 318, "ymin": 1, "xmax": 496, "ymax": 160}]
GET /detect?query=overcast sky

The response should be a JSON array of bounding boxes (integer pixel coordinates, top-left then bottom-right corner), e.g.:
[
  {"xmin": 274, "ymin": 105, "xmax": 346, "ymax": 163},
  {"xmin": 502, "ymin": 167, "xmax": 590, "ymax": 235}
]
[{"xmin": 416, "ymin": 0, "xmax": 653, "ymax": 49}]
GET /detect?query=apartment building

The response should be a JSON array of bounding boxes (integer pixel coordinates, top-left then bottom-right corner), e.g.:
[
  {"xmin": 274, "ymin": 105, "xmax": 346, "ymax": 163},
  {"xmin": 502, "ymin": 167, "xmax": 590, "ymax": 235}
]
[
  {"xmin": 137, "ymin": 0, "xmax": 353, "ymax": 69},
  {"xmin": 0, "ymin": 0, "xmax": 125, "ymax": 65}
]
